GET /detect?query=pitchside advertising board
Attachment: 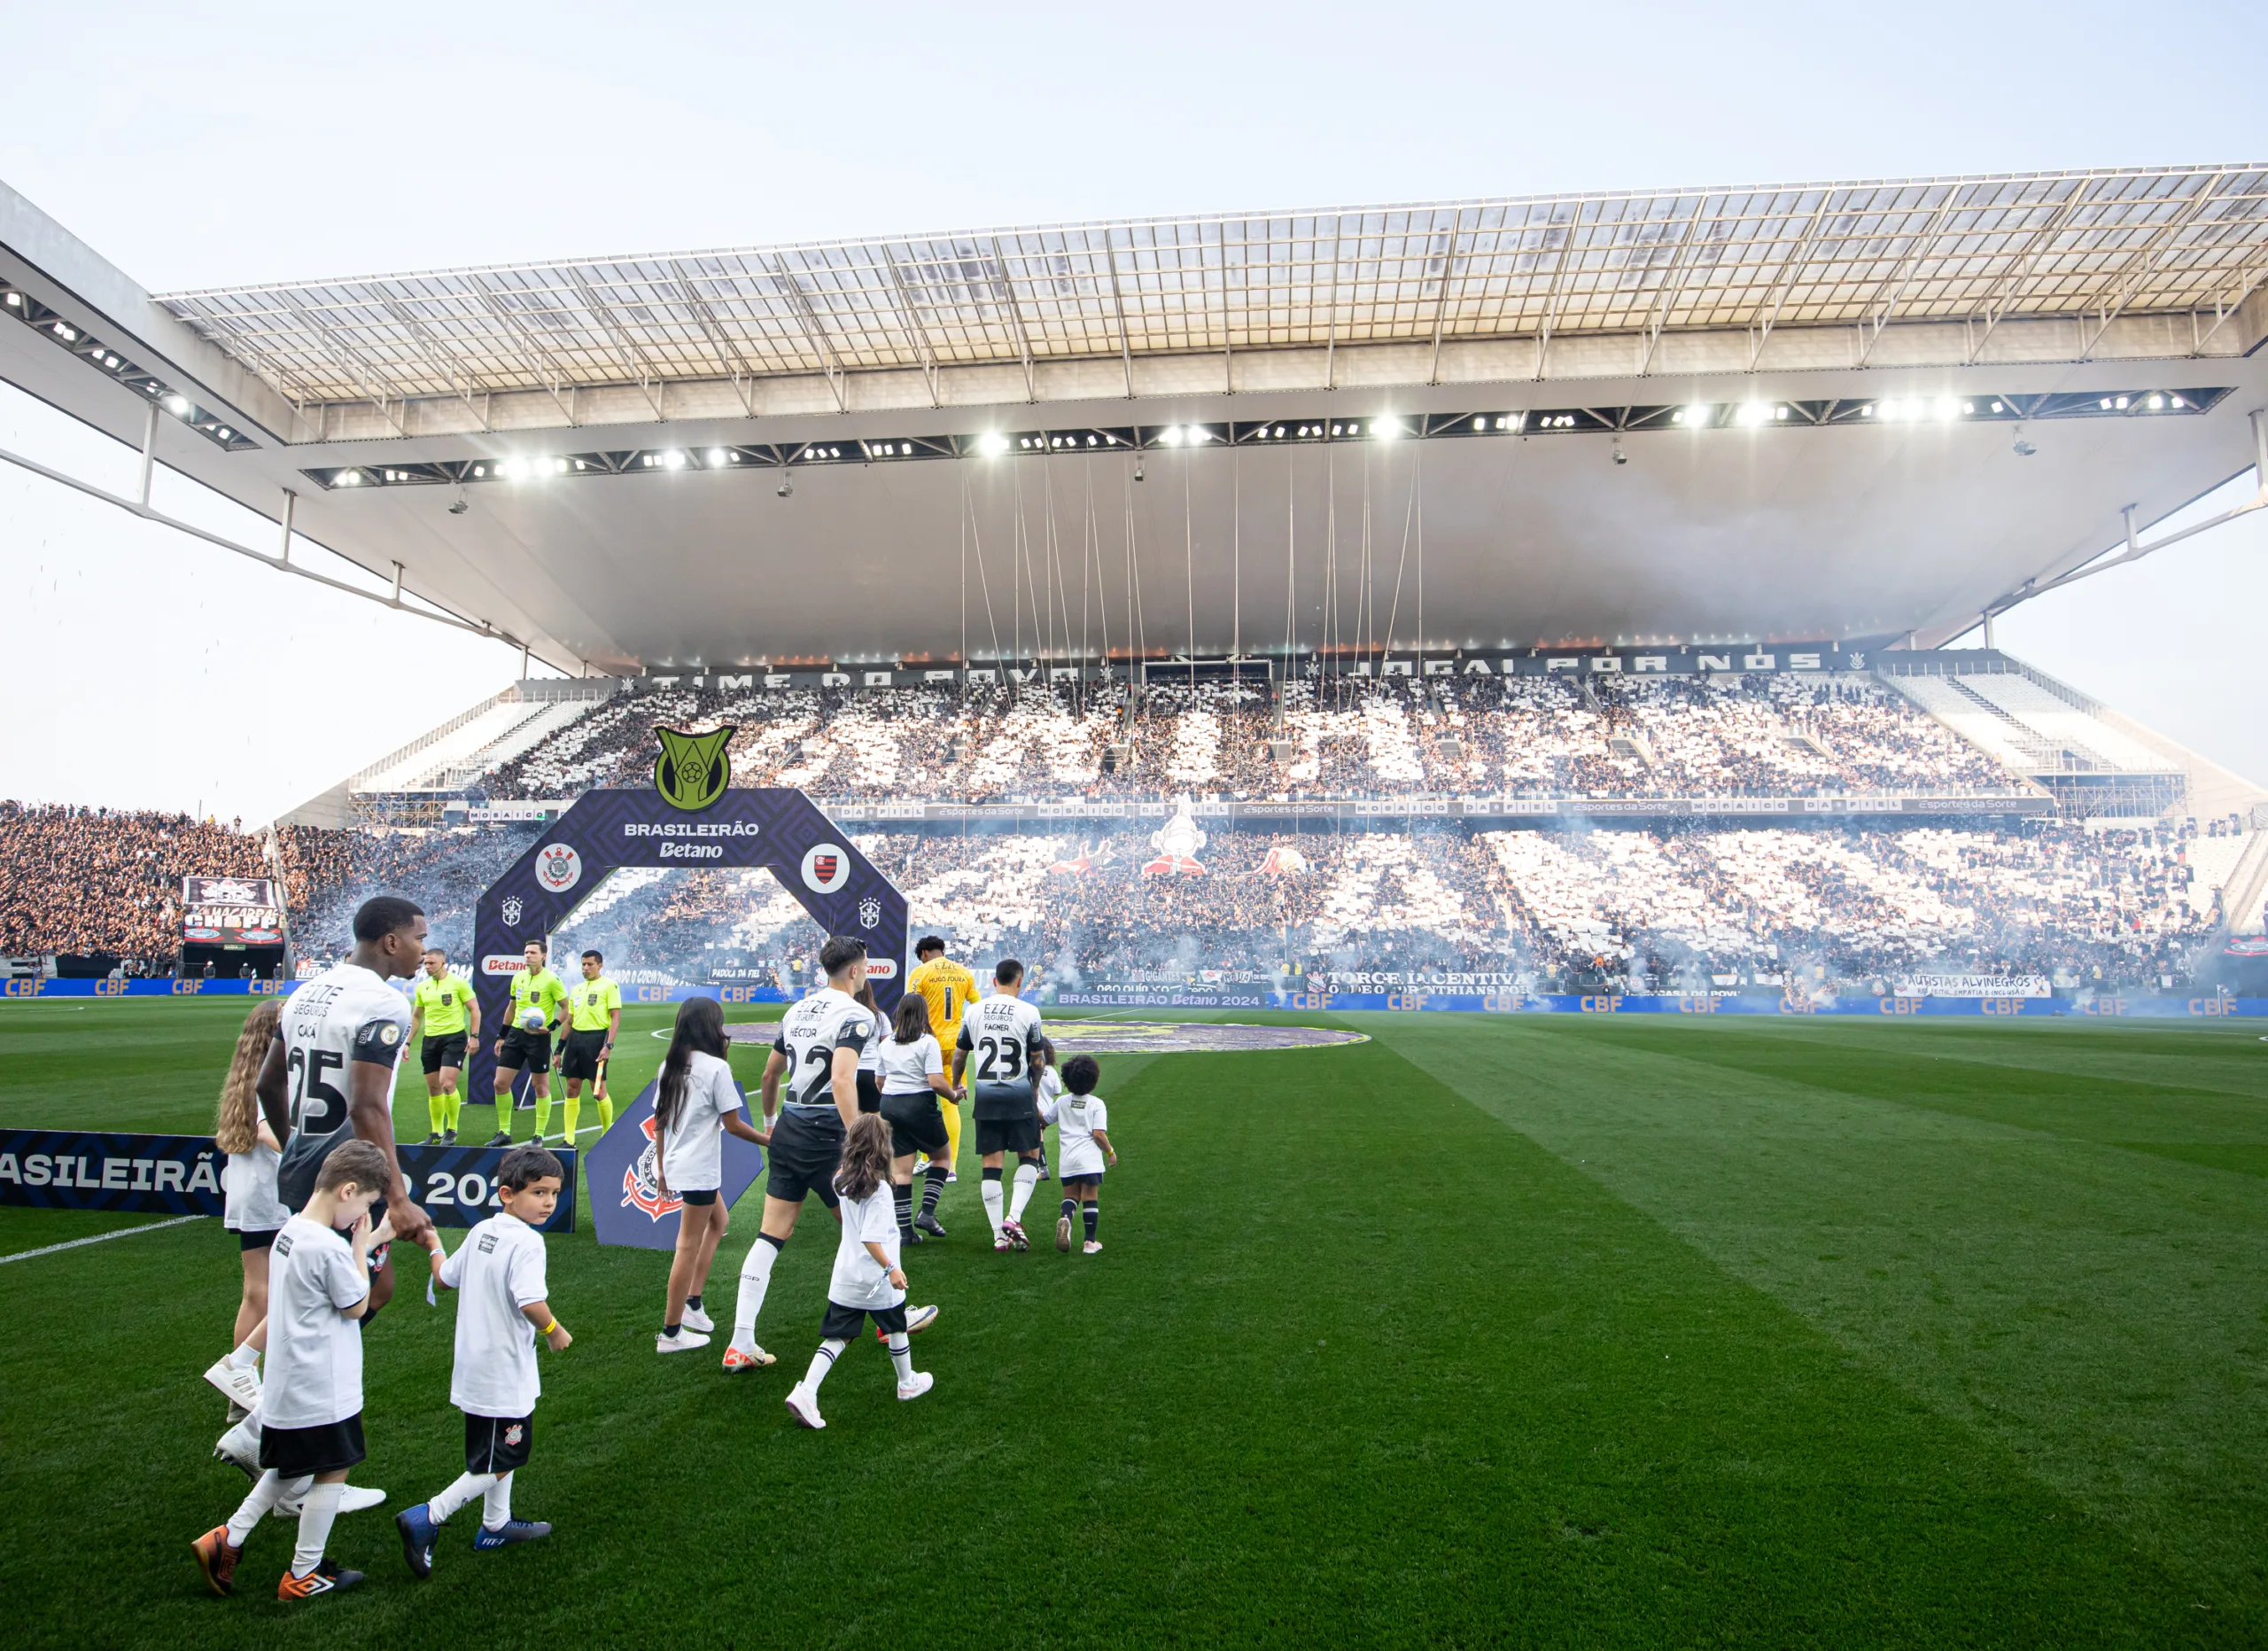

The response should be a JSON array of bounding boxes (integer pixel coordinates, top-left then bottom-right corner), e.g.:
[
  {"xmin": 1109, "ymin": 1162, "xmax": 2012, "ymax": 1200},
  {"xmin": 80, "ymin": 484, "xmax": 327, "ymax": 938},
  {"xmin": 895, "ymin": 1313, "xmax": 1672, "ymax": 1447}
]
[
  {"xmin": 0, "ymin": 1131, "xmax": 574, "ymax": 1230},
  {"xmin": 464, "ymin": 733, "xmax": 911, "ymax": 1106},
  {"xmin": 584, "ymin": 1077, "xmax": 764, "ymax": 1250}
]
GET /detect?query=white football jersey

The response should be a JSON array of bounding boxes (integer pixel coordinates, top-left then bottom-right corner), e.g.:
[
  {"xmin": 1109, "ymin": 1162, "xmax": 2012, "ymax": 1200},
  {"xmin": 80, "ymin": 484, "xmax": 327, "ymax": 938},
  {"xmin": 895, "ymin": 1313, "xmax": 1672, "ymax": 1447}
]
[
  {"xmin": 877, "ymin": 1032, "xmax": 944, "ymax": 1096},
  {"xmin": 276, "ymin": 962, "xmax": 412, "ymax": 1201},
  {"xmin": 772, "ymin": 985, "xmax": 876, "ymax": 1108},
  {"xmin": 1041, "ymin": 1090, "xmax": 1110, "ymax": 1179},
  {"xmin": 956, "ymin": 992, "xmax": 1045, "ymax": 1087}
]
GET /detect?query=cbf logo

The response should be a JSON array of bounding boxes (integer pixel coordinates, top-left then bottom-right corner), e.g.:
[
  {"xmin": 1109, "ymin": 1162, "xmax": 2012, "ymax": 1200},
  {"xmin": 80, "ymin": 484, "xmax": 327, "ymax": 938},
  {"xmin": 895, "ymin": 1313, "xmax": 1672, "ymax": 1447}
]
[
  {"xmin": 500, "ymin": 896, "xmax": 524, "ymax": 928},
  {"xmin": 858, "ymin": 897, "xmax": 881, "ymax": 929},
  {"xmin": 621, "ymin": 1115, "xmax": 684, "ymax": 1221},
  {"xmin": 536, "ymin": 845, "xmax": 582, "ymax": 895},
  {"xmin": 654, "ymin": 725, "xmax": 735, "ymax": 811}
]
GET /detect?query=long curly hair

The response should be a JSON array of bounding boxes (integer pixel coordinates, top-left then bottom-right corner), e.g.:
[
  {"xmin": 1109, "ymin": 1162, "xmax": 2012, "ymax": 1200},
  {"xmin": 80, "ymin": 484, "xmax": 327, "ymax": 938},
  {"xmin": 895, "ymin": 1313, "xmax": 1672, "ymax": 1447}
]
[
  {"xmin": 214, "ymin": 998, "xmax": 282, "ymax": 1156},
  {"xmin": 834, "ymin": 1112, "xmax": 894, "ymax": 1203}
]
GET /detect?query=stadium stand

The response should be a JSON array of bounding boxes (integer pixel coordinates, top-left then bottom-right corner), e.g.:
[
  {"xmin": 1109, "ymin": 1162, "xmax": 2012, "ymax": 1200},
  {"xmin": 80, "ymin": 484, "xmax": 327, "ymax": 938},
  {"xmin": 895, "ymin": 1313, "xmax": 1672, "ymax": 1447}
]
[{"xmin": 0, "ymin": 802, "xmax": 271, "ymax": 962}]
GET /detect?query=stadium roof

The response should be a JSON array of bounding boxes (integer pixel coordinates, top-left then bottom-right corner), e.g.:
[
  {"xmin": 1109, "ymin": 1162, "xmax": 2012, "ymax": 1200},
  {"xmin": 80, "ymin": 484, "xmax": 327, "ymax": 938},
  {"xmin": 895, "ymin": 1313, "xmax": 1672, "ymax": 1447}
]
[
  {"xmin": 158, "ymin": 166, "xmax": 2268, "ymax": 424},
  {"xmin": 4, "ymin": 167, "xmax": 2266, "ymax": 675}
]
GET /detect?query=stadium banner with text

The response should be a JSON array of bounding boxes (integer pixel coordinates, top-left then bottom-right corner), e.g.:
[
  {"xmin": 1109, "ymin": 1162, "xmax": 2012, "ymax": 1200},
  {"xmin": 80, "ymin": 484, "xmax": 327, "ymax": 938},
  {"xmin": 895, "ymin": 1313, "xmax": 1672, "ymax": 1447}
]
[
  {"xmin": 0, "ymin": 977, "xmax": 301, "ymax": 998},
  {"xmin": 584, "ymin": 1078, "xmax": 762, "ymax": 1251},
  {"xmin": 180, "ymin": 876, "xmax": 286, "ymax": 947},
  {"xmin": 468, "ymin": 779, "xmax": 908, "ymax": 1105},
  {"xmin": 0, "ymin": 1129, "xmax": 227, "ymax": 1214},
  {"xmin": 1891, "ymin": 973, "xmax": 2052, "ymax": 999},
  {"xmin": 1050, "ymin": 987, "xmax": 1271, "ymax": 1009},
  {"xmin": 1263, "ymin": 992, "xmax": 2268, "ymax": 1017},
  {"xmin": 399, "ymin": 1142, "xmax": 576, "ymax": 1234}
]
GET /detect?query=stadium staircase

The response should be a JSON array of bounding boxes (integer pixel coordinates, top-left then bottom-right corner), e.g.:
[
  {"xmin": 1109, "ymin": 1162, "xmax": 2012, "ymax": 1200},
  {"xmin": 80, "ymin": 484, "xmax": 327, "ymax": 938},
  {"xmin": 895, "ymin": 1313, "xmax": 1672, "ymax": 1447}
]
[{"xmin": 2216, "ymin": 830, "xmax": 2268, "ymax": 938}]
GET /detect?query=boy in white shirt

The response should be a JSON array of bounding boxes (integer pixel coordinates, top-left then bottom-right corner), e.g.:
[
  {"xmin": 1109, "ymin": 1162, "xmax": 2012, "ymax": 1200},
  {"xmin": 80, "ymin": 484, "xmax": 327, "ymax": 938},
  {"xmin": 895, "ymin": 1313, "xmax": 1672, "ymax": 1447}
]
[
  {"xmin": 394, "ymin": 1146, "xmax": 571, "ymax": 1576},
  {"xmin": 783, "ymin": 1114, "xmax": 936, "ymax": 1430},
  {"xmin": 192, "ymin": 1139, "xmax": 395, "ymax": 1602},
  {"xmin": 1042, "ymin": 1055, "xmax": 1116, "ymax": 1255}
]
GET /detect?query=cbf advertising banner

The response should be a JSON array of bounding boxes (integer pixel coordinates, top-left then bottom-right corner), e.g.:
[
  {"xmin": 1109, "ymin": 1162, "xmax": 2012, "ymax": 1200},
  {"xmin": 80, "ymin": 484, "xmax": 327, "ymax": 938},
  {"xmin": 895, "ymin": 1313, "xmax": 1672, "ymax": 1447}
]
[
  {"xmin": 586, "ymin": 1077, "xmax": 764, "ymax": 1251},
  {"xmin": 0, "ymin": 1130, "xmax": 225, "ymax": 1214}
]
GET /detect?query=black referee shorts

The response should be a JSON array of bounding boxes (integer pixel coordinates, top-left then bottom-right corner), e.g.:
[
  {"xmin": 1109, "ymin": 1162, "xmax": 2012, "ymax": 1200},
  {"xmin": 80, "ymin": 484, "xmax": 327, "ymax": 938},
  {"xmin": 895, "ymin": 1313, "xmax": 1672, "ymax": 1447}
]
[
  {"xmin": 559, "ymin": 1028, "xmax": 608, "ymax": 1081},
  {"xmin": 421, "ymin": 1032, "xmax": 468, "ymax": 1075}
]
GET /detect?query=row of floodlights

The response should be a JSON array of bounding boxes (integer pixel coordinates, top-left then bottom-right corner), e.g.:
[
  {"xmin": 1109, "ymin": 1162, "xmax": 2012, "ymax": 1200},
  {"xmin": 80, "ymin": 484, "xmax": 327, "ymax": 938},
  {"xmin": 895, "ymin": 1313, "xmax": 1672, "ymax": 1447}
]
[
  {"xmin": 312, "ymin": 387, "xmax": 2222, "ymax": 491},
  {"xmin": 1, "ymin": 286, "xmax": 255, "ymax": 451}
]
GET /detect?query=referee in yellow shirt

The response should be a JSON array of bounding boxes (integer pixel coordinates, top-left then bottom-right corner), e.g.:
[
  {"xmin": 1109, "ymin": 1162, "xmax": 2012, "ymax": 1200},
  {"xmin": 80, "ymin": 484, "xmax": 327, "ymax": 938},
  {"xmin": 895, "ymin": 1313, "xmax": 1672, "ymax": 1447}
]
[
  {"xmin": 906, "ymin": 936, "xmax": 976, "ymax": 1178},
  {"xmin": 555, "ymin": 947, "xmax": 622, "ymax": 1145},
  {"xmin": 409, "ymin": 947, "xmax": 479, "ymax": 1143}
]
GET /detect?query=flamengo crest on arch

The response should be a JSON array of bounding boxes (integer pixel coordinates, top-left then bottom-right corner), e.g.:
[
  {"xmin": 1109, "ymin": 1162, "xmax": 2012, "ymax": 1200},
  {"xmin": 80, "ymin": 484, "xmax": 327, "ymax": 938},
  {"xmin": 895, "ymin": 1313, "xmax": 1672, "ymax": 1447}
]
[{"xmin": 653, "ymin": 725, "xmax": 736, "ymax": 811}]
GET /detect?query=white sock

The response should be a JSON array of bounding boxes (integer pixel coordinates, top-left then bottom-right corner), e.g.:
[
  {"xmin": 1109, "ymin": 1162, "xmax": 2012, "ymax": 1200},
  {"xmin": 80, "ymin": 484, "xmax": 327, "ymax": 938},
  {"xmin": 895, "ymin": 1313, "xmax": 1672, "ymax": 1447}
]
[
  {"xmin": 803, "ymin": 1337, "xmax": 845, "ymax": 1395},
  {"xmin": 225, "ymin": 1469, "xmax": 292, "ymax": 1546},
  {"xmin": 482, "ymin": 1471, "xmax": 513, "ymax": 1530},
  {"xmin": 291, "ymin": 1480, "xmax": 342, "ymax": 1577},
  {"xmin": 733, "ymin": 1239, "xmax": 778, "ymax": 1352},
  {"xmin": 429, "ymin": 1471, "xmax": 493, "ymax": 1524},
  {"xmin": 981, "ymin": 1177, "xmax": 1006, "ymax": 1237},
  {"xmin": 226, "ymin": 1340, "xmax": 261, "ymax": 1372},
  {"xmin": 1009, "ymin": 1161, "xmax": 1039, "ymax": 1223},
  {"xmin": 888, "ymin": 1331, "xmax": 914, "ymax": 1385}
]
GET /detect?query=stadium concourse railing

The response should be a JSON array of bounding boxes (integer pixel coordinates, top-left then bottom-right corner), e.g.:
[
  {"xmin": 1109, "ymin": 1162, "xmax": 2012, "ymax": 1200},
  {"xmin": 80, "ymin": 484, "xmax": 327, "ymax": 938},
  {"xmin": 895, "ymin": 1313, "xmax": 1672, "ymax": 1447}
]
[{"xmin": 7, "ymin": 977, "xmax": 2262, "ymax": 1019}]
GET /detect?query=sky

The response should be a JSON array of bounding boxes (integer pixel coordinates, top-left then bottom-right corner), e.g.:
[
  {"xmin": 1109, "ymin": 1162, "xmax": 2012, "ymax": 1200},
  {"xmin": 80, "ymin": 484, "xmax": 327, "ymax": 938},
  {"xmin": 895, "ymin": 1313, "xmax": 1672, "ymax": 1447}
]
[{"xmin": 0, "ymin": 0, "xmax": 2264, "ymax": 821}]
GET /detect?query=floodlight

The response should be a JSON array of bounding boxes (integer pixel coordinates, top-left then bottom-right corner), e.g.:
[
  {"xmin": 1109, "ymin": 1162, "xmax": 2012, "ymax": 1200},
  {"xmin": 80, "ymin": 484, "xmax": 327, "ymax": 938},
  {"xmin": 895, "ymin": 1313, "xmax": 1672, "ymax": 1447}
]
[
  {"xmin": 978, "ymin": 432, "xmax": 1008, "ymax": 456},
  {"xmin": 338, "ymin": 470, "xmax": 361, "ymax": 486},
  {"xmin": 2114, "ymin": 395, "xmax": 2128, "ymax": 409},
  {"xmin": 1936, "ymin": 398, "xmax": 1961, "ymax": 421},
  {"xmin": 1373, "ymin": 417, "xmax": 1402, "ymax": 440},
  {"xmin": 708, "ymin": 448, "xmax": 729, "ymax": 466},
  {"xmin": 1736, "ymin": 403, "xmax": 1770, "ymax": 426},
  {"xmin": 215, "ymin": 428, "xmax": 230, "ymax": 440},
  {"xmin": 2171, "ymin": 395, "xmax": 2185, "ymax": 408},
  {"xmin": 2148, "ymin": 394, "xmax": 2163, "ymax": 409},
  {"xmin": 499, "ymin": 457, "xmax": 526, "ymax": 480},
  {"xmin": 1161, "ymin": 426, "xmax": 1183, "ymax": 446},
  {"xmin": 2, "ymin": 292, "xmax": 18, "ymax": 306},
  {"xmin": 660, "ymin": 449, "xmax": 687, "ymax": 469},
  {"xmin": 165, "ymin": 393, "xmax": 188, "ymax": 413}
]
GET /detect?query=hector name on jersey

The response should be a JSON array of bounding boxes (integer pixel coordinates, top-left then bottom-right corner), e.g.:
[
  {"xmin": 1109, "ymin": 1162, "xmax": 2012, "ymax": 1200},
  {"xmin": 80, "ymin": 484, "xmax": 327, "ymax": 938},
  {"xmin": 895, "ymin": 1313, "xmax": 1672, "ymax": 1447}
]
[
  {"xmin": 772, "ymin": 986, "xmax": 877, "ymax": 1110},
  {"xmin": 957, "ymin": 993, "xmax": 1046, "ymax": 1120},
  {"xmin": 275, "ymin": 962, "xmax": 414, "ymax": 1209}
]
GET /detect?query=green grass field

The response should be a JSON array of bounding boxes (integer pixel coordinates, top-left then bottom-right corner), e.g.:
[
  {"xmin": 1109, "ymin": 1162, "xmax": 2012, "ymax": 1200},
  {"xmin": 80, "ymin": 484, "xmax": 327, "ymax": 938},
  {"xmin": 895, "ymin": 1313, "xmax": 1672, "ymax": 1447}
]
[{"xmin": 4, "ymin": 1000, "xmax": 2267, "ymax": 1647}]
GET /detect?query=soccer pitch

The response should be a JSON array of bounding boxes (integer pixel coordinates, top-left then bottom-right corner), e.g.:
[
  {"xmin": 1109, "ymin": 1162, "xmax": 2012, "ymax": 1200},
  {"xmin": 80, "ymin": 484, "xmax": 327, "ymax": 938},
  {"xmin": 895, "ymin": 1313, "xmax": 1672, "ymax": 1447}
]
[{"xmin": 4, "ymin": 1001, "xmax": 2266, "ymax": 1647}]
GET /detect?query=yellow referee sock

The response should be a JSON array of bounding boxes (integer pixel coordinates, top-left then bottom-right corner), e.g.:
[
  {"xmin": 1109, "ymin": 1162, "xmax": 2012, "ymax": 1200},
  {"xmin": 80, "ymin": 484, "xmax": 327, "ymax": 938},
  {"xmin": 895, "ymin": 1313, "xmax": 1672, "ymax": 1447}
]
[
  {"xmin": 533, "ymin": 1094, "xmax": 553, "ymax": 1142},
  {"xmin": 597, "ymin": 1094, "xmax": 614, "ymax": 1131},
  {"xmin": 444, "ymin": 1087, "xmax": 462, "ymax": 1133},
  {"xmin": 562, "ymin": 1096, "xmax": 581, "ymax": 1142},
  {"xmin": 427, "ymin": 1093, "xmax": 447, "ymax": 1137}
]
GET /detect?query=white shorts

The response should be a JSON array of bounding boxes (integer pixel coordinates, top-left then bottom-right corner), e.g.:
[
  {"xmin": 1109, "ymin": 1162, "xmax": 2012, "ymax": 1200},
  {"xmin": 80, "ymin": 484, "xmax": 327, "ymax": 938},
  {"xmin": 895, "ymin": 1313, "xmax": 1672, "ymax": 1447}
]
[{"xmin": 1059, "ymin": 1144, "xmax": 1107, "ymax": 1180}]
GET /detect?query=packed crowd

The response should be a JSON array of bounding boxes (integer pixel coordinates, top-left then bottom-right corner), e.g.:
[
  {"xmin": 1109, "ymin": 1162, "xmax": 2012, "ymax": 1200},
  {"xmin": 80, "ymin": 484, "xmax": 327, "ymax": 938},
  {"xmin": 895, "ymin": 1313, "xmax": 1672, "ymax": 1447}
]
[
  {"xmin": 464, "ymin": 671, "xmax": 2028, "ymax": 806},
  {"xmin": 281, "ymin": 823, "xmax": 543, "ymax": 961},
  {"xmin": 0, "ymin": 802, "xmax": 271, "ymax": 961}
]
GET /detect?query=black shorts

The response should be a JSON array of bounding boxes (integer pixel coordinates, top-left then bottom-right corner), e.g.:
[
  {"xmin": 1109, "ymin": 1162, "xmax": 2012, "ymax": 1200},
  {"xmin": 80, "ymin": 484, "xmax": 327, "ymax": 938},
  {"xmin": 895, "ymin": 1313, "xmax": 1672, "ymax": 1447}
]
[
  {"xmin": 464, "ymin": 1412, "xmax": 534, "ymax": 1476},
  {"xmin": 237, "ymin": 1227, "xmax": 281, "ymax": 1252},
  {"xmin": 497, "ymin": 1026, "xmax": 553, "ymax": 1075},
  {"xmin": 881, "ymin": 1092, "xmax": 948, "ymax": 1157},
  {"xmin": 765, "ymin": 1108, "xmax": 843, "ymax": 1207},
  {"xmin": 976, "ymin": 1114, "xmax": 1042, "ymax": 1156},
  {"xmin": 856, "ymin": 1071, "xmax": 882, "ymax": 1115},
  {"xmin": 261, "ymin": 1413, "xmax": 366, "ymax": 1477},
  {"xmin": 820, "ymin": 1299, "xmax": 907, "ymax": 1342},
  {"xmin": 679, "ymin": 1188, "xmax": 718, "ymax": 1206},
  {"xmin": 421, "ymin": 1032, "xmax": 469, "ymax": 1075},
  {"xmin": 276, "ymin": 1127, "xmax": 350, "ymax": 1214},
  {"xmin": 971, "ymin": 1079, "xmax": 1037, "ymax": 1123},
  {"xmin": 559, "ymin": 1028, "xmax": 609, "ymax": 1081}
]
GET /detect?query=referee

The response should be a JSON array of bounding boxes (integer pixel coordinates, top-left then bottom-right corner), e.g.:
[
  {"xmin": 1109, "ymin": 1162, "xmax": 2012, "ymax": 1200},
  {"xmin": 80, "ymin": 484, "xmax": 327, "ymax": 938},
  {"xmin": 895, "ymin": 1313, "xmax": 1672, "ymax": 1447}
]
[
  {"xmin": 410, "ymin": 947, "xmax": 479, "ymax": 1144},
  {"xmin": 557, "ymin": 948, "xmax": 621, "ymax": 1145}
]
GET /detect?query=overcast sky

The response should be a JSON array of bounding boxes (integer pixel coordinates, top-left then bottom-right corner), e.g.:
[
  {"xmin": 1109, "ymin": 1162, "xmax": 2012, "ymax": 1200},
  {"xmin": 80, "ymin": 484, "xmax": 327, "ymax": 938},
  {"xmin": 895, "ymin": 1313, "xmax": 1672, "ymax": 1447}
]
[{"xmin": 1, "ymin": 0, "xmax": 2263, "ymax": 821}]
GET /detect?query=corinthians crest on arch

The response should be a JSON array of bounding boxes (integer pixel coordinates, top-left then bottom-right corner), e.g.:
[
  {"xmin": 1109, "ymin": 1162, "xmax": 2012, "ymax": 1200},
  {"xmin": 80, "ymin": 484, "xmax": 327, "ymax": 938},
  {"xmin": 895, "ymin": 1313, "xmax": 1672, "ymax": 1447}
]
[{"xmin": 653, "ymin": 724, "xmax": 736, "ymax": 811}]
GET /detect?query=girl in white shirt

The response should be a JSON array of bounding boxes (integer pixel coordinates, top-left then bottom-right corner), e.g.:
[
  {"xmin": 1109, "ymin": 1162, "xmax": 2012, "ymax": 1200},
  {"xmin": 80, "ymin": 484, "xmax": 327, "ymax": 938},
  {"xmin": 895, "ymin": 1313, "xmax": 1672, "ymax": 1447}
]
[
  {"xmin": 652, "ymin": 997, "xmax": 765, "ymax": 1356},
  {"xmin": 878, "ymin": 994, "xmax": 959, "ymax": 1247},
  {"xmin": 784, "ymin": 1113, "xmax": 934, "ymax": 1429},
  {"xmin": 206, "ymin": 999, "xmax": 285, "ymax": 1413}
]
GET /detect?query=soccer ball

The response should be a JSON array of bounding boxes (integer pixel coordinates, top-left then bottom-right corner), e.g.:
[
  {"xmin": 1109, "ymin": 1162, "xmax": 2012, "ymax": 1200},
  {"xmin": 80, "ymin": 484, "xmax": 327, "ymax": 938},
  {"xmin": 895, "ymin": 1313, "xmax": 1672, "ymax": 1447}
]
[{"xmin": 518, "ymin": 1005, "xmax": 548, "ymax": 1032}]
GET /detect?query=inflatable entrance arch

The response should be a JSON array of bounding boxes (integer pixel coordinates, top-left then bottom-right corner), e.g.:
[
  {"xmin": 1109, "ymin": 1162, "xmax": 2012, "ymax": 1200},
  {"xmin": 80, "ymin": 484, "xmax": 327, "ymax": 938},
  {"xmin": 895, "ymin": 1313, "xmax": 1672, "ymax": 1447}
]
[{"xmin": 466, "ymin": 787, "xmax": 907, "ymax": 1101}]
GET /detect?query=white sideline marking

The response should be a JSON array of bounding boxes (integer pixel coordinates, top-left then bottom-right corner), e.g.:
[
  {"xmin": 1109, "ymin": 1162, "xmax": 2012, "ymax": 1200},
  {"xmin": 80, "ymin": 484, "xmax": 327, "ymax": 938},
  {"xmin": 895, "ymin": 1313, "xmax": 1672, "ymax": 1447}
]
[{"xmin": 0, "ymin": 1213, "xmax": 206, "ymax": 1265}]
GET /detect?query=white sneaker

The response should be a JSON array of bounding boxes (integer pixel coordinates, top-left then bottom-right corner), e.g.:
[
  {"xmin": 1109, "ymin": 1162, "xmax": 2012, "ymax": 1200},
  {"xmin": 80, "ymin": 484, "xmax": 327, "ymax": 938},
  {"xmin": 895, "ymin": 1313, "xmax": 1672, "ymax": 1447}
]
[
  {"xmin": 203, "ymin": 1356, "xmax": 261, "ymax": 1412},
  {"xmin": 905, "ymin": 1303, "xmax": 939, "ymax": 1336},
  {"xmin": 274, "ymin": 1484, "xmax": 385, "ymax": 1519},
  {"xmin": 1083, "ymin": 1240, "xmax": 1103, "ymax": 1255},
  {"xmin": 784, "ymin": 1384, "xmax": 826, "ymax": 1429},
  {"xmin": 897, "ymin": 1370, "xmax": 935, "ymax": 1402},
  {"xmin": 680, "ymin": 1305, "xmax": 716, "ymax": 1334},
  {"xmin": 656, "ymin": 1328, "xmax": 712, "ymax": 1353},
  {"xmin": 214, "ymin": 1420, "xmax": 260, "ymax": 1481}
]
